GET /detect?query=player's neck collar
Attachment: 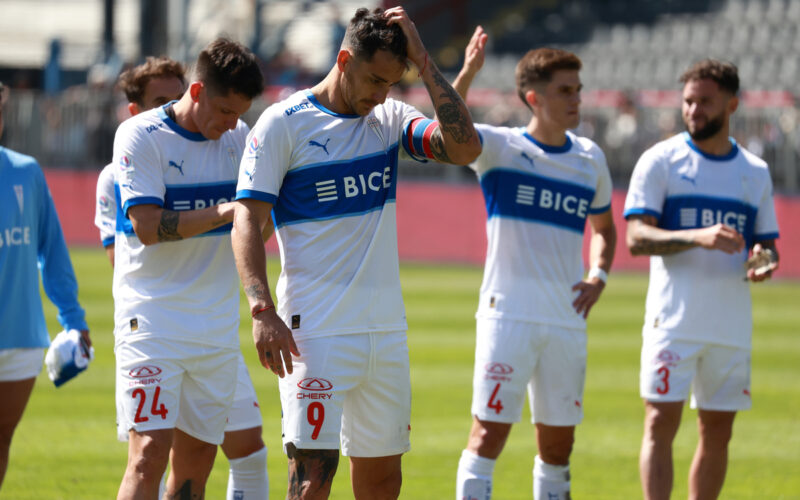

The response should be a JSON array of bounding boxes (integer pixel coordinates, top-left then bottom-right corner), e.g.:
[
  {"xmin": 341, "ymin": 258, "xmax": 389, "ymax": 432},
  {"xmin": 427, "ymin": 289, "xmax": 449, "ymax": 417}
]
[
  {"xmin": 305, "ymin": 90, "xmax": 360, "ymax": 119},
  {"xmin": 158, "ymin": 102, "xmax": 207, "ymax": 142},
  {"xmin": 523, "ymin": 130, "xmax": 572, "ymax": 153},
  {"xmin": 683, "ymin": 132, "xmax": 738, "ymax": 161}
]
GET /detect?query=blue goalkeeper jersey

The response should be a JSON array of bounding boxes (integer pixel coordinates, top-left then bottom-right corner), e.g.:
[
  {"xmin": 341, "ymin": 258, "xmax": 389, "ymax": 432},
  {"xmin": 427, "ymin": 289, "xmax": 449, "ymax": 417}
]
[{"xmin": 0, "ymin": 146, "xmax": 87, "ymax": 349}]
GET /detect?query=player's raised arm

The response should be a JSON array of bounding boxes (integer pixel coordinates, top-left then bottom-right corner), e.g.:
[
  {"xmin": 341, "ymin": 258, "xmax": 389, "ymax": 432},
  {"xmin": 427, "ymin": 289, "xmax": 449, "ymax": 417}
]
[
  {"xmin": 384, "ymin": 7, "xmax": 481, "ymax": 165},
  {"xmin": 453, "ymin": 25, "xmax": 488, "ymax": 100},
  {"xmin": 127, "ymin": 201, "xmax": 235, "ymax": 245},
  {"xmin": 231, "ymin": 198, "xmax": 299, "ymax": 377},
  {"xmin": 626, "ymin": 214, "xmax": 745, "ymax": 256}
]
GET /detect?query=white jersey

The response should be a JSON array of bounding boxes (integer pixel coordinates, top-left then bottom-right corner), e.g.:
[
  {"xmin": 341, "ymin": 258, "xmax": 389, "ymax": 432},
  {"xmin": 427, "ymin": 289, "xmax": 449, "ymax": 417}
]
[
  {"xmin": 624, "ymin": 132, "xmax": 780, "ymax": 348},
  {"xmin": 236, "ymin": 90, "xmax": 430, "ymax": 341},
  {"xmin": 94, "ymin": 163, "xmax": 116, "ymax": 248},
  {"xmin": 112, "ymin": 105, "xmax": 248, "ymax": 348},
  {"xmin": 470, "ymin": 126, "xmax": 612, "ymax": 329}
]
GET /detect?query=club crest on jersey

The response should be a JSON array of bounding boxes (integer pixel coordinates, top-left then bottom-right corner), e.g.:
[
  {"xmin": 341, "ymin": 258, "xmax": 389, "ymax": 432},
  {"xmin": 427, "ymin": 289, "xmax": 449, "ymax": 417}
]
[{"xmin": 14, "ymin": 185, "xmax": 24, "ymax": 213}]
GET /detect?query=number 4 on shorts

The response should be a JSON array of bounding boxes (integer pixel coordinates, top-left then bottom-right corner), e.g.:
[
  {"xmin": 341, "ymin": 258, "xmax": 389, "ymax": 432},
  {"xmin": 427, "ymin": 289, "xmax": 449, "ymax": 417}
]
[{"xmin": 487, "ymin": 383, "xmax": 504, "ymax": 414}]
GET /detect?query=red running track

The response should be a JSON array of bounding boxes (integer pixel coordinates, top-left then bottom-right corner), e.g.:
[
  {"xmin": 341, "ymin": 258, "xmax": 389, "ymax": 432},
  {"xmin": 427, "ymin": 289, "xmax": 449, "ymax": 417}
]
[{"xmin": 45, "ymin": 169, "xmax": 799, "ymax": 279}]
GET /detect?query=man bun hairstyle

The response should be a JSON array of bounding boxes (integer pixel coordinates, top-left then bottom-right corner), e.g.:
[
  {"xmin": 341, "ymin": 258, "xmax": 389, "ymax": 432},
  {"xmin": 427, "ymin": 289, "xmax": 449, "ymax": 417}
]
[
  {"xmin": 515, "ymin": 48, "xmax": 582, "ymax": 109},
  {"xmin": 344, "ymin": 8, "xmax": 407, "ymax": 63},
  {"xmin": 194, "ymin": 37, "xmax": 264, "ymax": 100},
  {"xmin": 118, "ymin": 56, "xmax": 186, "ymax": 106},
  {"xmin": 680, "ymin": 59, "xmax": 739, "ymax": 95}
]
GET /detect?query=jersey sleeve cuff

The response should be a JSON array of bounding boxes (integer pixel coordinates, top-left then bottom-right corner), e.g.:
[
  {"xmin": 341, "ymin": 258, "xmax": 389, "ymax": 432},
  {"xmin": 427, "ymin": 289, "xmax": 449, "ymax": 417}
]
[
  {"xmin": 123, "ymin": 197, "xmax": 164, "ymax": 217},
  {"xmin": 754, "ymin": 231, "xmax": 779, "ymax": 242},
  {"xmin": 623, "ymin": 207, "xmax": 661, "ymax": 220},
  {"xmin": 235, "ymin": 189, "xmax": 278, "ymax": 205},
  {"xmin": 102, "ymin": 236, "xmax": 115, "ymax": 247},
  {"xmin": 589, "ymin": 203, "xmax": 611, "ymax": 215}
]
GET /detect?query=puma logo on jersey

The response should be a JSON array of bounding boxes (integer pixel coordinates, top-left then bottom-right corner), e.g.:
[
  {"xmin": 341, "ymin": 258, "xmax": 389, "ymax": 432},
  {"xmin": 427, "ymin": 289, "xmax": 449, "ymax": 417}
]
[
  {"xmin": 521, "ymin": 151, "xmax": 535, "ymax": 167},
  {"xmin": 168, "ymin": 160, "xmax": 184, "ymax": 175},
  {"xmin": 680, "ymin": 173, "xmax": 696, "ymax": 185},
  {"xmin": 309, "ymin": 138, "xmax": 331, "ymax": 155}
]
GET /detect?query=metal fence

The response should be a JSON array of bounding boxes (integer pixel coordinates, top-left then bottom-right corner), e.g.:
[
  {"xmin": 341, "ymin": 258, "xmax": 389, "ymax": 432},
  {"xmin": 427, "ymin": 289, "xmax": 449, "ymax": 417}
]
[{"xmin": 2, "ymin": 85, "xmax": 798, "ymax": 193}]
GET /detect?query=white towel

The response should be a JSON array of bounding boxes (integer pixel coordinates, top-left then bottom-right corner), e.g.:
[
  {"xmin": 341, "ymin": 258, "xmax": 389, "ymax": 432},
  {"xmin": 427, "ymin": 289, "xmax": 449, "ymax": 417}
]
[{"xmin": 44, "ymin": 329, "xmax": 94, "ymax": 387}]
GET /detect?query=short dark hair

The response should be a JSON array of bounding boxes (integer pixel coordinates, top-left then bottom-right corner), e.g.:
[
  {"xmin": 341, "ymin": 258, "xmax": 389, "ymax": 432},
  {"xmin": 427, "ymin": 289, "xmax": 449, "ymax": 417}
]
[
  {"xmin": 515, "ymin": 48, "xmax": 582, "ymax": 108},
  {"xmin": 118, "ymin": 56, "xmax": 186, "ymax": 106},
  {"xmin": 343, "ymin": 8, "xmax": 407, "ymax": 62},
  {"xmin": 194, "ymin": 38, "xmax": 264, "ymax": 100},
  {"xmin": 680, "ymin": 59, "xmax": 739, "ymax": 94}
]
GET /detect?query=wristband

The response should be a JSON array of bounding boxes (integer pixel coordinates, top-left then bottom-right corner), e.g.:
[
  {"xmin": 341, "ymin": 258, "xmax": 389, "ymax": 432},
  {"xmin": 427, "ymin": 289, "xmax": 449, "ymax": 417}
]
[
  {"xmin": 587, "ymin": 267, "xmax": 608, "ymax": 283},
  {"xmin": 251, "ymin": 304, "xmax": 275, "ymax": 317}
]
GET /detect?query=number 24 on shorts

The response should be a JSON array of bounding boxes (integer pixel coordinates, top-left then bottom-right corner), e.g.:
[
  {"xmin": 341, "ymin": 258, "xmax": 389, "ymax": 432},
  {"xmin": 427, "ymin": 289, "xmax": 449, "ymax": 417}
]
[{"xmin": 132, "ymin": 386, "xmax": 169, "ymax": 423}]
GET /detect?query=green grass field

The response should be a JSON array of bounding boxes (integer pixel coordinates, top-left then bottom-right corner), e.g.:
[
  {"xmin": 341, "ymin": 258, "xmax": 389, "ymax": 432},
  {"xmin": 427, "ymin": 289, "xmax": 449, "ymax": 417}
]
[{"xmin": 4, "ymin": 248, "xmax": 799, "ymax": 499}]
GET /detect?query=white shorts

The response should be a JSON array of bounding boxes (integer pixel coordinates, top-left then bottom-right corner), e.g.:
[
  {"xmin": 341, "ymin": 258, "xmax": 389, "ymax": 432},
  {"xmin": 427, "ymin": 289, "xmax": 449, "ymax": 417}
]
[
  {"xmin": 640, "ymin": 336, "xmax": 751, "ymax": 411},
  {"xmin": 225, "ymin": 352, "xmax": 263, "ymax": 432},
  {"xmin": 115, "ymin": 337, "xmax": 239, "ymax": 444},
  {"xmin": 471, "ymin": 318, "xmax": 586, "ymax": 426},
  {"xmin": 279, "ymin": 331, "xmax": 411, "ymax": 457},
  {"xmin": 0, "ymin": 348, "xmax": 45, "ymax": 381}
]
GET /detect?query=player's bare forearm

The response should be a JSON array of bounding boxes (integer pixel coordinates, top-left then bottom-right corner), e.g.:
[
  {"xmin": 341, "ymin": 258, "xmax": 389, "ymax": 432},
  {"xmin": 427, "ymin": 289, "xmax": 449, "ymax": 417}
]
[
  {"xmin": 129, "ymin": 202, "xmax": 235, "ymax": 245},
  {"xmin": 231, "ymin": 200, "xmax": 274, "ymax": 310},
  {"xmin": 422, "ymin": 64, "xmax": 481, "ymax": 164},
  {"xmin": 626, "ymin": 216, "xmax": 697, "ymax": 256},
  {"xmin": 588, "ymin": 211, "xmax": 616, "ymax": 272}
]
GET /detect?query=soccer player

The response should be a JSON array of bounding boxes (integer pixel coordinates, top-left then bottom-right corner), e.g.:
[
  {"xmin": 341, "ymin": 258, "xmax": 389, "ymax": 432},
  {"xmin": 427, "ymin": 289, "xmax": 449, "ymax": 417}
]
[
  {"xmin": 0, "ymin": 81, "xmax": 91, "ymax": 490},
  {"xmin": 451, "ymin": 29, "xmax": 617, "ymax": 500},
  {"xmin": 623, "ymin": 60, "xmax": 779, "ymax": 500},
  {"xmin": 95, "ymin": 56, "xmax": 269, "ymax": 499},
  {"xmin": 232, "ymin": 6, "xmax": 481, "ymax": 499},
  {"xmin": 111, "ymin": 39, "xmax": 264, "ymax": 499}
]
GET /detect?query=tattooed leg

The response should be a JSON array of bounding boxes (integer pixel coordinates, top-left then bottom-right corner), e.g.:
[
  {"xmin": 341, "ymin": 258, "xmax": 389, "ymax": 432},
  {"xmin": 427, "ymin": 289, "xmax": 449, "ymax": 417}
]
[{"xmin": 286, "ymin": 444, "xmax": 339, "ymax": 500}]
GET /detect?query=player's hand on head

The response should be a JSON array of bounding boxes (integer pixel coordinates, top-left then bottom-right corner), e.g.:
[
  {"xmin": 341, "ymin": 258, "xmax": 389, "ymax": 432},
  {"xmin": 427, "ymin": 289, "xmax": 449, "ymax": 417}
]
[
  {"xmin": 571, "ymin": 279, "xmax": 605, "ymax": 319},
  {"xmin": 252, "ymin": 309, "xmax": 300, "ymax": 378},
  {"xmin": 463, "ymin": 26, "xmax": 488, "ymax": 76},
  {"xmin": 383, "ymin": 6, "xmax": 427, "ymax": 71},
  {"xmin": 694, "ymin": 223, "xmax": 745, "ymax": 254}
]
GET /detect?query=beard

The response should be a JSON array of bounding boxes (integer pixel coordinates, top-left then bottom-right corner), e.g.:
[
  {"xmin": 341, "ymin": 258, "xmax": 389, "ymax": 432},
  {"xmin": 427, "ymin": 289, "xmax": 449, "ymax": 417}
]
[{"xmin": 686, "ymin": 113, "xmax": 725, "ymax": 141}]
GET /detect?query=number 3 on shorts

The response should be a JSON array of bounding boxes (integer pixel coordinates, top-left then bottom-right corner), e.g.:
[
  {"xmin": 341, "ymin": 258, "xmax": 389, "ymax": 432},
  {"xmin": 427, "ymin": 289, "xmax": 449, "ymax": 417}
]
[
  {"xmin": 487, "ymin": 383, "xmax": 504, "ymax": 415},
  {"xmin": 307, "ymin": 402, "xmax": 325, "ymax": 440},
  {"xmin": 132, "ymin": 386, "xmax": 169, "ymax": 423},
  {"xmin": 656, "ymin": 366, "xmax": 670, "ymax": 395}
]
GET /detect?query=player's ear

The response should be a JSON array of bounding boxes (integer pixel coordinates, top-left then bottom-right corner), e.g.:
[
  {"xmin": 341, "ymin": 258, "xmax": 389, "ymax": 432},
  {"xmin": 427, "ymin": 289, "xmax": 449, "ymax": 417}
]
[
  {"xmin": 525, "ymin": 88, "xmax": 537, "ymax": 109},
  {"xmin": 189, "ymin": 82, "xmax": 203, "ymax": 102},
  {"xmin": 727, "ymin": 94, "xmax": 739, "ymax": 115},
  {"xmin": 127, "ymin": 102, "xmax": 141, "ymax": 116},
  {"xmin": 337, "ymin": 49, "xmax": 352, "ymax": 72}
]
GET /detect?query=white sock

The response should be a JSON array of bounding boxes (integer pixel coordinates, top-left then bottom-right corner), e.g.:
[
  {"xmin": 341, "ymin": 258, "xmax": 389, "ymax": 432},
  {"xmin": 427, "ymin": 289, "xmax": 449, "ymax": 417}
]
[
  {"xmin": 456, "ymin": 449, "xmax": 495, "ymax": 500},
  {"xmin": 226, "ymin": 446, "xmax": 268, "ymax": 500},
  {"xmin": 533, "ymin": 455, "xmax": 570, "ymax": 500}
]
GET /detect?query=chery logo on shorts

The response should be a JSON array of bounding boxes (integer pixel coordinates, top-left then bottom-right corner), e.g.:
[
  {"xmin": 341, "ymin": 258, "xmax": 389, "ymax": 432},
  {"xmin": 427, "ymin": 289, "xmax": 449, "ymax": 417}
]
[
  {"xmin": 485, "ymin": 363, "xmax": 513, "ymax": 375},
  {"xmin": 297, "ymin": 377, "xmax": 333, "ymax": 400},
  {"xmin": 129, "ymin": 365, "xmax": 162, "ymax": 378},
  {"xmin": 655, "ymin": 350, "xmax": 680, "ymax": 365},
  {"xmin": 297, "ymin": 378, "xmax": 333, "ymax": 391},
  {"xmin": 484, "ymin": 362, "xmax": 513, "ymax": 382}
]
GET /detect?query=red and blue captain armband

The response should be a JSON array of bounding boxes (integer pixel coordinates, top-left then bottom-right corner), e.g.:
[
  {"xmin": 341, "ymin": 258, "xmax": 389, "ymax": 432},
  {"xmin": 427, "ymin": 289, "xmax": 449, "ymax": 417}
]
[{"xmin": 402, "ymin": 118, "xmax": 439, "ymax": 162}]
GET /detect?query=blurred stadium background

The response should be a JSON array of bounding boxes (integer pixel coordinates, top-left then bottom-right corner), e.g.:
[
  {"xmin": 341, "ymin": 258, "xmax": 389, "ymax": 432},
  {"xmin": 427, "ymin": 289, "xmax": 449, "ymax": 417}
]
[{"xmin": 0, "ymin": 0, "xmax": 798, "ymax": 275}]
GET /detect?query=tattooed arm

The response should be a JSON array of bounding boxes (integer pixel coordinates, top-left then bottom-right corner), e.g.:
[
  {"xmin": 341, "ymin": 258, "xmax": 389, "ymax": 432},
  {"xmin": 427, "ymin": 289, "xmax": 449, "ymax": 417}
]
[
  {"xmin": 384, "ymin": 7, "xmax": 482, "ymax": 165},
  {"xmin": 231, "ymin": 198, "xmax": 299, "ymax": 377},
  {"xmin": 626, "ymin": 214, "xmax": 745, "ymax": 256},
  {"xmin": 127, "ymin": 202, "xmax": 235, "ymax": 245}
]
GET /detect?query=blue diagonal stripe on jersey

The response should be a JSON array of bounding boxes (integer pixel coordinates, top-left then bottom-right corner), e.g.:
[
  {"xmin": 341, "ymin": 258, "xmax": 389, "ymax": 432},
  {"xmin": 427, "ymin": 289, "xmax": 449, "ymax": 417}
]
[
  {"xmin": 480, "ymin": 168, "xmax": 595, "ymax": 234},
  {"xmin": 273, "ymin": 145, "xmax": 398, "ymax": 228},
  {"xmin": 661, "ymin": 195, "xmax": 757, "ymax": 245}
]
